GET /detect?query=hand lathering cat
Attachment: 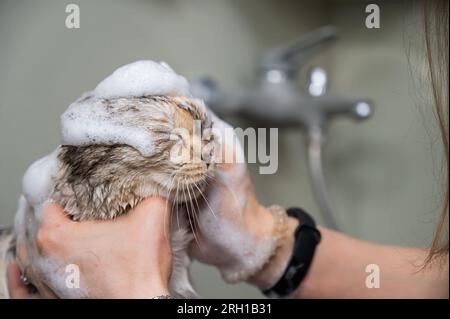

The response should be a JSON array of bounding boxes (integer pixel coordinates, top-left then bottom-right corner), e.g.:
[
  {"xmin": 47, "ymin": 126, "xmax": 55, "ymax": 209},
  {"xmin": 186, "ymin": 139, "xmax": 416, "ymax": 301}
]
[{"xmin": 0, "ymin": 60, "xmax": 217, "ymax": 298}]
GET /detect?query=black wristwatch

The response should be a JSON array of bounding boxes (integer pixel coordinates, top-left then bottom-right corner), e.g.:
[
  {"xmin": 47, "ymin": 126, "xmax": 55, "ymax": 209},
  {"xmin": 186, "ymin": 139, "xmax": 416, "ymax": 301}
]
[{"xmin": 262, "ymin": 207, "xmax": 321, "ymax": 298}]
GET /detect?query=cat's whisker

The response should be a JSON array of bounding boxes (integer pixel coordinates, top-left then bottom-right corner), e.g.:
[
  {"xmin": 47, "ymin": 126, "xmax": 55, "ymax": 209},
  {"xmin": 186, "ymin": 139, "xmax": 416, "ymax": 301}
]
[
  {"xmin": 186, "ymin": 183, "xmax": 200, "ymax": 233},
  {"xmin": 186, "ymin": 184, "xmax": 196, "ymax": 232},
  {"xmin": 174, "ymin": 179, "xmax": 185, "ymax": 247},
  {"xmin": 174, "ymin": 178, "xmax": 181, "ymax": 231},
  {"xmin": 205, "ymin": 171, "xmax": 216, "ymax": 181},
  {"xmin": 162, "ymin": 176, "xmax": 176, "ymax": 247},
  {"xmin": 190, "ymin": 184, "xmax": 201, "ymax": 220},
  {"xmin": 182, "ymin": 180, "xmax": 200, "ymax": 247},
  {"xmin": 188, "ymin": 184, "xmax": 206, "ymax": 253},
  {"xmin": 193, "ymin": 182, "xmax": 218, "ymax": 221},
  {"xmin": 189, "ymin": 184, "xmax": 205, "ymax": 248},
  {"xmin": 202, "ymin": 173, "xmax": 216, "ymax": 187},
  {"xmin": 185, "ymin": 184, "xmax": 195, "ymax": 228}
]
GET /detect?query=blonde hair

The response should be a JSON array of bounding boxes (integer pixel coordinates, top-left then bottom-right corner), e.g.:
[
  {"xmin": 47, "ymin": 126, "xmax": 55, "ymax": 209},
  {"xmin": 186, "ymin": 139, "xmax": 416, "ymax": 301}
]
[{"xmin": 423, "ymin": 0, "xmax": 449, "ymax": 263}]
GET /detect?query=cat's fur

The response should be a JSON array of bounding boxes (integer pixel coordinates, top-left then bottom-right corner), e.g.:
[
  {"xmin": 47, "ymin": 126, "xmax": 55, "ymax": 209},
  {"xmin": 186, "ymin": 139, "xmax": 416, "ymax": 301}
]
[{"xmin": 0, "ymin": 95, "xmax": 215, "ymax": 298}]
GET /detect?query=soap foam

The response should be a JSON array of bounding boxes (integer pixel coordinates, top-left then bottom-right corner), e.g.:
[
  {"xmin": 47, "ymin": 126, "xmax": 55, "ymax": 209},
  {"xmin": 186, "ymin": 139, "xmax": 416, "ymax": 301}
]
[
  {"xmin": 12, "ymin": 60, "xmax": 195, "ymax": 298},
  {"xmin": 61, "ymin": 60, "xmax": 191, "ymax": 156},
  {"xmin": 61, "ymin": 98, "xmax": 157, "ymax": 156},
  {"xmin": 22, "ymin": 149, "xmax": 59, "ymax": 213},
  {"xmin": 21, "ymin": 60, "xmax": 192, "ymax": 220},
  {"xmin": 93, "ymin": 60, "xmax": 190, "ymax": 99}
]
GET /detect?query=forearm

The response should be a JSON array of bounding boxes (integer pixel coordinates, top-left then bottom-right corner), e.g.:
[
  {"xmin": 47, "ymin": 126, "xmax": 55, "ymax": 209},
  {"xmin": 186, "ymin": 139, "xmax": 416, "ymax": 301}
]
[
  {"xmin": 294, "ymin": 226, "xmax": 448, "ymax": 298},
  {"xmin": 249, "ymin": 206, "xmax": 449, "ymax": 298}
]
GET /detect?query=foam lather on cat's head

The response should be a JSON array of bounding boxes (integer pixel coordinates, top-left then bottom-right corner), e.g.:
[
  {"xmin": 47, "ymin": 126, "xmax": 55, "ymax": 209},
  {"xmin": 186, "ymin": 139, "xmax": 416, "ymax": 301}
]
[
  {"xmin": 93, "ymin": 60, "xmax": 190, "ymax": 99},
  {"xmin": 61, "ymin": 60, "xmax": 192, "ymax": 157}
]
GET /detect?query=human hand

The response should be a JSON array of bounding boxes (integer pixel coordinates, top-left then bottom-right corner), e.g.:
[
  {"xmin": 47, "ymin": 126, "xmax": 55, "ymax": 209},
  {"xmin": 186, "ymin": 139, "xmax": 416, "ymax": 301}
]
[
  {"xmin": 190, "ymin": 113, "xmax": 298, "ymax": 289},
  {"xmin": 15, "ymin": 196, "xmax": 173, "ymax": 298},
  {"xmin": 7, "ymin": 262, "xmax": 41, "ymax": 298}
]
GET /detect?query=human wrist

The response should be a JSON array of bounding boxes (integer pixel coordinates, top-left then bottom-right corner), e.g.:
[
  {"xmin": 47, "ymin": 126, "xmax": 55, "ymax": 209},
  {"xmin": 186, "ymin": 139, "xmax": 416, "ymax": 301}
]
[
  {"xmin": 101, "ymin": 266, "xmax": 171, "ymax": 299},
  {"xmin": 247, "ymin": 215, "xmax": 298, "ymax": 290},
  {"xmin": 111, "ymin": 280, "xmax": 170, "ymax": 299},
  {"xmin": 247, "ymin": 202, "xmax": 276, "ymax": 239},
  {"xmin": 220, "ymin": 203, "xmax": 290, "ymax": 284}
]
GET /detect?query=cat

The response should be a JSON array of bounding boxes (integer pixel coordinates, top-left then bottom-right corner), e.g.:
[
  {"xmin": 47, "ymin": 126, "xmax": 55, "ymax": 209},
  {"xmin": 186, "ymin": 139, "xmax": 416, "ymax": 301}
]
[{"xmin": 0, "ymin": 94, "xmax": 216, "ymax": 298}]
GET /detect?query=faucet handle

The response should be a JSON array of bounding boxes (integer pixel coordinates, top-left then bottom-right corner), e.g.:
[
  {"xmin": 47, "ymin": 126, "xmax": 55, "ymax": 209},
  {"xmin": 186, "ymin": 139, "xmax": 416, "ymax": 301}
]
[{"xmin": 260, "ymin": 25, "xmax": 337, "ymax": 79}]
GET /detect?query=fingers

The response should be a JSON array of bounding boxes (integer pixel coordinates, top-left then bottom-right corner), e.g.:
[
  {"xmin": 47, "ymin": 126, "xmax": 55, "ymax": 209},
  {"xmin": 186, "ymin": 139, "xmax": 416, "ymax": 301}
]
[
  {"xmin": 134, "ymin": 196, "xmax": 171, "ymax": 215},
  {"xmin": 40, "ymin": 202, "xmax": 76, "ymax": 229},
  {"xmin": 33, "ymin": 202, "xmax": 74, "ymax": 252},
  {"xmin": 130, "ymin": 196, "xmax": 172, "ymax": 235},
  {"xmin": 15, "ymin": 243, "xmax": 28, "ymax": 269},
  {"xmin": 7, "ymin": 262, "xmax": 33, "ymax": 299}
]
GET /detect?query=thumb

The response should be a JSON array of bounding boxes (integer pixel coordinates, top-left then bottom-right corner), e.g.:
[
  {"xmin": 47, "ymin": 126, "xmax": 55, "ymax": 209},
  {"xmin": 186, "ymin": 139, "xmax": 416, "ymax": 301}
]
[
  {"xmin": 40, "ymin": 202, "xmax": 76, "ymax": 230},
  {"xmin": 128, "ymin": 196, "xmax": 172, "ymax": 236}
]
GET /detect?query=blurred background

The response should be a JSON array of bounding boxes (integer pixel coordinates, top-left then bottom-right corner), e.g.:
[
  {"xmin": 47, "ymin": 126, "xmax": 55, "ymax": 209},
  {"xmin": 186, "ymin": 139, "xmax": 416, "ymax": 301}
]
[{"xmin": 0, "ymin": 0, "xmax": 444, "ymax": 297}]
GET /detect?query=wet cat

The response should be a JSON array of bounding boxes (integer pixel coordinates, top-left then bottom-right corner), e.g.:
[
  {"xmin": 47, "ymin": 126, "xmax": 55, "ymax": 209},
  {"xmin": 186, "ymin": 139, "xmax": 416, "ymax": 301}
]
[{"xmin": 0, "ymin": 94, "xmax": 215, "ymax": 298}]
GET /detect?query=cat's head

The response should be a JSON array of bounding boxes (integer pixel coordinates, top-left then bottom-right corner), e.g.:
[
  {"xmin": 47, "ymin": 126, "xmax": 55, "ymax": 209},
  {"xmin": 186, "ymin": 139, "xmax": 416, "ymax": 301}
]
[{"xmin": 56, "ymin": 95, "xmax": 216, "ymax": 219}]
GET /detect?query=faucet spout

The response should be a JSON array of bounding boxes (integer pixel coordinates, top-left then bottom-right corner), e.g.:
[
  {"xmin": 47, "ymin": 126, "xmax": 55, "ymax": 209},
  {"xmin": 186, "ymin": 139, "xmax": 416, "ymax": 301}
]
[{"xmin": 190, "ymin": 25, "xmax": 373, "ymax": 230}]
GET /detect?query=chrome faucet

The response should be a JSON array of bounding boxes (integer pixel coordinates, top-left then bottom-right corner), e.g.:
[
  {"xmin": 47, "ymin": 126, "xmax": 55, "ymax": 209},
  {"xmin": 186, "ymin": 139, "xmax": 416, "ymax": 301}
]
[{"xmin": 190, "ymin": 26, "xmax": 373, "ymax": 230}]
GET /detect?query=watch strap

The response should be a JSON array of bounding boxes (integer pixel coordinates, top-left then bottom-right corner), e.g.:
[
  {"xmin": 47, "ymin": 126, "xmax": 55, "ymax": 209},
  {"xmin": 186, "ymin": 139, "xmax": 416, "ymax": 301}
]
[{"xmin": 262, "ymin": 207, "xmax": 321, "ymax": 298}]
